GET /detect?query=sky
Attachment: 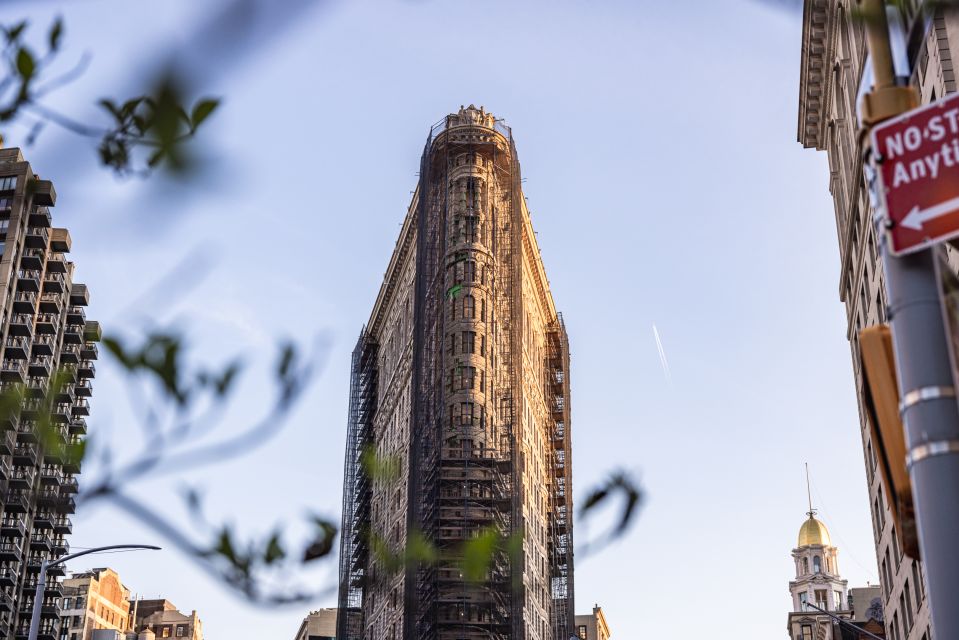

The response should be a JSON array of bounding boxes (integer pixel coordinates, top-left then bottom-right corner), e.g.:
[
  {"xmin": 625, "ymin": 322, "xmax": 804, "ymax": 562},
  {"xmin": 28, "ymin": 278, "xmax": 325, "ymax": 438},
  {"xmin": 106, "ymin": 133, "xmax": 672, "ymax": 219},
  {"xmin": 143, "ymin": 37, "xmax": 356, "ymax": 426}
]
[{"xmin": 5, "ymin": 1, "xmax": 880, "ymax": 638}]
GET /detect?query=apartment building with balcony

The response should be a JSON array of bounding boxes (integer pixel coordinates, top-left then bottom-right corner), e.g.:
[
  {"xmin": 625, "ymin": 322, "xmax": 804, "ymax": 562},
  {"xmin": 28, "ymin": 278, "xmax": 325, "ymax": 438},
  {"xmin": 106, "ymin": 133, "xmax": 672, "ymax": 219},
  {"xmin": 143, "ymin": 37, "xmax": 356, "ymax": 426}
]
[{"xmin": 0, "ymin": 147, "xmax": 99, "ymax": 639}]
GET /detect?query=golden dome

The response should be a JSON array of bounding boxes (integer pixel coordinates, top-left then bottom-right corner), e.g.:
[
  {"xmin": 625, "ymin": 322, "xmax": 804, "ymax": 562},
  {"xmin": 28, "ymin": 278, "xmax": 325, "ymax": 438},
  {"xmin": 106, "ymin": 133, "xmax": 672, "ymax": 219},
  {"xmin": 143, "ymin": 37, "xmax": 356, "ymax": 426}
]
[{"xmin": 798, "ymin": 515, "xmax": 831, "ymax": 547}]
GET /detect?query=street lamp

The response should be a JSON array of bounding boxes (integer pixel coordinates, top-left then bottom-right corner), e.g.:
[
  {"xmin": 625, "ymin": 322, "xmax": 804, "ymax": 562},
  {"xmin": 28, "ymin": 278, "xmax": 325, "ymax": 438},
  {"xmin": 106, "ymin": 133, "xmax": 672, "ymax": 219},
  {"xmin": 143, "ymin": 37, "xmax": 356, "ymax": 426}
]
[{"xmin": 27, "ymin": 543, "xmax": 161, "ymax": 640}]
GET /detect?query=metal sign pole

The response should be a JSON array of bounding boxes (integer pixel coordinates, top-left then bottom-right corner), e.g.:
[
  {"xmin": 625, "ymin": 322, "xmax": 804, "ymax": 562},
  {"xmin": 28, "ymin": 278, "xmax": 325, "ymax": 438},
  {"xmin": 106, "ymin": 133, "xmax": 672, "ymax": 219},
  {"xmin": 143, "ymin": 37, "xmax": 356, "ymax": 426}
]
[{"xmin": 860, "ymin": 2, "xmax": 959, "ymax": 637}]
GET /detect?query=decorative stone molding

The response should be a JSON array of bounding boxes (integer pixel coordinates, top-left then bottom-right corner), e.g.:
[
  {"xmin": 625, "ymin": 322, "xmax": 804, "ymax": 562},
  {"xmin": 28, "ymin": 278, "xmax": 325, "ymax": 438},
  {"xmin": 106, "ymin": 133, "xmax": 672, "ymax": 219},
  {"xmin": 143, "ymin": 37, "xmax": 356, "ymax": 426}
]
[{"xmin": 799, "ymin": 0, "xmax": 836, "ymax": 149}]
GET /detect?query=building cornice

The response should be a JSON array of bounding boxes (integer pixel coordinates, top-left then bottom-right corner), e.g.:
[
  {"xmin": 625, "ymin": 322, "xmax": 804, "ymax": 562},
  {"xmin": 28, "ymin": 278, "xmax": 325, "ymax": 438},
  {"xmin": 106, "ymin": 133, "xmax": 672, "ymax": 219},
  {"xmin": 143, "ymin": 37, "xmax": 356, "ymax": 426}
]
[
  {"xmin": 519, "ymin": 198, "xmax": 558, "ymax": 323},
  {"xmin": 368, "ymin": 188, "xmax": 418, "ymax": 337},
  {"xmin": 799, "ymin": 0, "xmax": 836, "ymax": 149}
]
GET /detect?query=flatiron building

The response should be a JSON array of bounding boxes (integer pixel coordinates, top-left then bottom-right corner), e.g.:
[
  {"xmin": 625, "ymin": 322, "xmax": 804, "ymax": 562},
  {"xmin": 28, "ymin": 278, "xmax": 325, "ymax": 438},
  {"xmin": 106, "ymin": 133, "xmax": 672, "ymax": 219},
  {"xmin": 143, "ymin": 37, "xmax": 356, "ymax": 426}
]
[{"xmin": 337, "ymin": 106, "xmax": 575, "ymax": 640}]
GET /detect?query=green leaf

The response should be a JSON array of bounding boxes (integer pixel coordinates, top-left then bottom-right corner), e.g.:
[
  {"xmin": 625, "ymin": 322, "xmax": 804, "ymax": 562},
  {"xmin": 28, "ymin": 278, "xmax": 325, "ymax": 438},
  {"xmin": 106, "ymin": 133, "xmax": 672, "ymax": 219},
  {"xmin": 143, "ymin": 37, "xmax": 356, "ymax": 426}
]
[
  {"xmin": 263, "ymin": 532, "xmax": 285, "ymax": 565},
  {"xmin": 121, "ymin": 97, "xmax": 141, "ymax": 113},
  {"xmin": 190, "ymin": 99, "xmax": 219, "ymax": 130},
  {"xmin": 102, "ymin": 336, "xmax": 136, "ymax": 370},
  {"xmin": 48, "ymin": 17, "xmax": 63, "ymax": 51},
  {"xmin": 16, "ymin": 48, "xmax": 35, "ymax": 80},
  {"xmin": 98, "ymin": 99, "xmax": 121, "ymax": 120},
  {"xmin": 579, "ymin": 471, "xmax": 643, "ymax": 543},
  {"xmin": 303, "ymin": 519, "xmax": 336, "ymax": 562},
  {"xmin": 461, "ymin": 529, "xmax": 499, "ymax": 582},
  {"xmin": 6, "ymin": 22, "xmax": 27, "ymax": 43},
  {"xmin": 213, "ymin": 527, "xmax": 237, "ymax": 564}
]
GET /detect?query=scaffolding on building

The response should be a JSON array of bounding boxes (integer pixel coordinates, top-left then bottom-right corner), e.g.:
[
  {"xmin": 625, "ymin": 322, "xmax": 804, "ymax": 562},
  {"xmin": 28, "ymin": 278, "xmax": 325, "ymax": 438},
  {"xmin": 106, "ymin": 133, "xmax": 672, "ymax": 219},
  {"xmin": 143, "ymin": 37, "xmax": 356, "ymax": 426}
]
[
  {"xmin": 336, "ymin": 331, "xmax": 378, "ymax": 640},
  {"xmin": 547, "ymin": 315, "xmax": 575, "ymax": 640},
  {"xmin": 404, "ymin": 111, "xmax": 522, "ymax": 640},
  {"xmin": 339, "ymin": 108, "xmax": 572, "ymax": 640}
]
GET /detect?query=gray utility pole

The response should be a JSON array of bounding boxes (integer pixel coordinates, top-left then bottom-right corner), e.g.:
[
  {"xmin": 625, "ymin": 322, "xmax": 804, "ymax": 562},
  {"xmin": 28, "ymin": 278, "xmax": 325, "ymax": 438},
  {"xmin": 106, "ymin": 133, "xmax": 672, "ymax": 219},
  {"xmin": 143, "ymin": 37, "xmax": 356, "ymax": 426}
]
[
  {"xmin": 859, "ymin": 1, "xmax": 959, "ymax": 638},
  {"xmin": 27, "ymin": 544, "xmax": 160, "ymax": 640}
]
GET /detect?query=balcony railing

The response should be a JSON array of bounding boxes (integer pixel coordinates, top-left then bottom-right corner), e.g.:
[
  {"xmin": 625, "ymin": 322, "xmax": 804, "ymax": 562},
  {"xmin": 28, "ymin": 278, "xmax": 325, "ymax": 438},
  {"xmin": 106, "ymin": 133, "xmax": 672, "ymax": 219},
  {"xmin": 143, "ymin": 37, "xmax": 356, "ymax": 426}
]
[
  {"xmin": 31, "ymin": 335, "xmax": 55, "ymax": 356},
  {"xmin": 25, "ymin": 225, "xmax": 49, "ymax": 249},
  {"xmin": 42, "ymin": 272, "xmax": 64, "ymax": 294},
  {"xmin": 39, "ymin": 467, "xmax": 62, "ymax": 485},
  {"xmin": 69, "ymin": 284, "xmax": 89, "ymax": 307},
  {"xmin": 38, "ymin": 292, "xmax": 61, "ymax": 314},
  {"xmin": 77, "ymin": 360, "xmax": 95, "ymax": 378},
  {"xmin": 15, "ymin": 270, "xmax": 40, "ymax": 293},
  {"xmin": 60, "ymin": 477, "xmax": 78, "ymax": 494},
  {"xmin": 19, "ymin": 249, "xmax": 43, "ymax": 271},
  {"xmin": 34, "ymin": 314, "xmax": 57, "ymax": 334},
  {"xmin": 60, "ymin": 344, "xmax": 80, "ymax": 364},
  {"xmin": 9, "ymin": 314, "xmax": 32, "ymax": 337},
  {"xmin": 27, "ymin": 208, "xmax": 50, "ymax": 228},
  {"xmin": 1, "ymin": 516, "xmax": 26, "ymax": 537},
  {"xmin": 51, "ymin": 537, "xmax": 68, "ymax": 555},
  {"xmin": 80, "ymin": 343, "xmax": 98, "ymax": 360},
  {"xmin": 12, "ymin": 291, "xmax": 36, "ymax": 314},
  {"xmin": 0, "ymin": 565, "xmax": 16, "ymax": 588},
  {"xmin": 51, "ymin": 517, "xmax": 71, "ymax": 535},
  {"xmin": 28, "ymin": 357, "xmax": 51, "ymax": 378},
  {"xmin": 71, "ymin": 398, "xmax": 89, "ymax": 416},
  {"xmin": 12, "ymin": 444, "xmax": 37, "ymax": 467},
  {"xmin": 9, "ymin": 468, "xmax": 35, "ymax": 489},
  {"xmin": 2, "ymin": 490, "xmax": 29, "ymax": 512},
  {"xmin": 29, "ymin": 534, "xmax": 51, "ymax": 552},
  {"xmin": 1, "ymin": 359, "xmax": 25, "ymax": 382},
  {"xmin": 32, "ymin": 512, "xmax": 53, "ymax": 529},
  {"xmin": 0, "ymin": 541, "xmax": 22, "ymax": 562},
  {"xmin": 4, "ymin": 336, "xmax": 29, "ymax": 360},
  {"xmin": 45, "ymin": 252, "xmax": 66, "ymax": 273},
  {"xmin": 66, "ymin": 306, "xmax": 85, "ymax": 324}
]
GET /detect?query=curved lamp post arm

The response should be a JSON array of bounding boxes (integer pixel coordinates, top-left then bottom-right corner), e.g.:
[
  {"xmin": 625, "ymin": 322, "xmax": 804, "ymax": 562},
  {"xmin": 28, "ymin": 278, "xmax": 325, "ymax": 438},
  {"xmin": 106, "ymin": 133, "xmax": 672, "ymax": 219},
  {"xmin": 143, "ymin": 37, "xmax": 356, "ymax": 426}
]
[
  {"xmin": 28, "ymin": 544, "xmax": 160, "ymax": 640},
  {"xmin": 47, "ymin": 544, "xmax": 161, "ymax": 568}
]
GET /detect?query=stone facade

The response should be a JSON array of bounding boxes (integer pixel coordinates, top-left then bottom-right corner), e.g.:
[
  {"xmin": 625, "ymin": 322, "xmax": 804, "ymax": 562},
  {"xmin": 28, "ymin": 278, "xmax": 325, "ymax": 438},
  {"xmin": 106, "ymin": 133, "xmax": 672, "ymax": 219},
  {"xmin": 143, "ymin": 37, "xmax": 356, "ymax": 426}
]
[
  {"xmin": 797, "ymin": 3, "xmax": 945, "ymax": 640},
  {"xmin": 60, "ymin": 568, "xmax": 131, "ymax": 640},
  {"xmin": 129, "ymin": 600, "xmax": 201, "ymax": 640},
  {"xmin": 292, "ymin": 609, "xmax": 336, "ymax": 640},
  {"xmin": 574, "ymin": 605, "xmax": 610, "ymax": 640},
  {"xmin": 338, "ymin": 106, "xmax": 574, "ymax": 640}
]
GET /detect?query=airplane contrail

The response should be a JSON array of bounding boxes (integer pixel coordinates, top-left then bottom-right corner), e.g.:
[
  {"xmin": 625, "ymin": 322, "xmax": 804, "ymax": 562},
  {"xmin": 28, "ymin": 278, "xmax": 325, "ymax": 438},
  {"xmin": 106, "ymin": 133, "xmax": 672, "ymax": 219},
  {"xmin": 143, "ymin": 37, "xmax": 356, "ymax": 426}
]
[{"xmin": 652, "ymin": 324, "xmax": 671, "ymax": 381}]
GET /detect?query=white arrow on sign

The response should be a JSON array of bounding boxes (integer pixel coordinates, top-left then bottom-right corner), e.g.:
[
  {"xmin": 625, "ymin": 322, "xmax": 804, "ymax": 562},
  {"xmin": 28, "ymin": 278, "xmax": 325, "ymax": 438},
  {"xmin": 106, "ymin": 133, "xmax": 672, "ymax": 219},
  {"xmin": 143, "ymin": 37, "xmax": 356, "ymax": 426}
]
[{"xmin": 900, "ymin": 195, "xmax": 959, "ymax": 231}]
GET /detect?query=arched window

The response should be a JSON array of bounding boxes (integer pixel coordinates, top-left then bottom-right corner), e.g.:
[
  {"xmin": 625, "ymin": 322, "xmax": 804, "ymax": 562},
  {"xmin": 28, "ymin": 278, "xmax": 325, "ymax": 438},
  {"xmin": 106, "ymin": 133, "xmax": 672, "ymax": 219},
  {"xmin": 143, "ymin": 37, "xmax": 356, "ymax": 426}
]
[
  {"xmin": 814, "ymin": 555, "xmax": 822, "ymax": 573},
  {"xmin": 802, "ymin": 558, "xmax": 809, "ymax": 575},
  {"xmin": 463, "ymin": 295, "xmax": 475, "ymax": 319}
]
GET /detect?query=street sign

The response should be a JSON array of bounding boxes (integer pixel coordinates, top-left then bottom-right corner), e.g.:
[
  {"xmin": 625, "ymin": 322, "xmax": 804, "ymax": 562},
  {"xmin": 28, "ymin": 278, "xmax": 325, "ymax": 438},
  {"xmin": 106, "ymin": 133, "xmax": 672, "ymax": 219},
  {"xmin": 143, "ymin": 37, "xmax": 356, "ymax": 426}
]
[{"xmin": 873, "ymin": 92, "xmax": 959, "ymax": 255}]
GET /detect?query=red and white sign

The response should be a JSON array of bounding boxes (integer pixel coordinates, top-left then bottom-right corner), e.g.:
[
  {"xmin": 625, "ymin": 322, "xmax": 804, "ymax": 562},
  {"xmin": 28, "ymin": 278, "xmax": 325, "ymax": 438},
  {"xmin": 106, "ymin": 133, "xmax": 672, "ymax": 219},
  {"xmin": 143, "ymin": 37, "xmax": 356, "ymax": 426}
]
[{"xmin": 873, "ymin": 92, "xmax": 959, "ymax": 255}]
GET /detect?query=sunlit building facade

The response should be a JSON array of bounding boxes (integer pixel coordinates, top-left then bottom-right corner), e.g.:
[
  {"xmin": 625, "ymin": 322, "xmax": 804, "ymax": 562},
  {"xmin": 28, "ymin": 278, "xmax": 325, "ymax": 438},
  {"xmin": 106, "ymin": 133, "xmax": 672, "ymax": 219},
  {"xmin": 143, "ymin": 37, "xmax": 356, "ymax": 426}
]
[{"xmin": 61, "ymin": 568, "xmax": 131, "ymax": 640}]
